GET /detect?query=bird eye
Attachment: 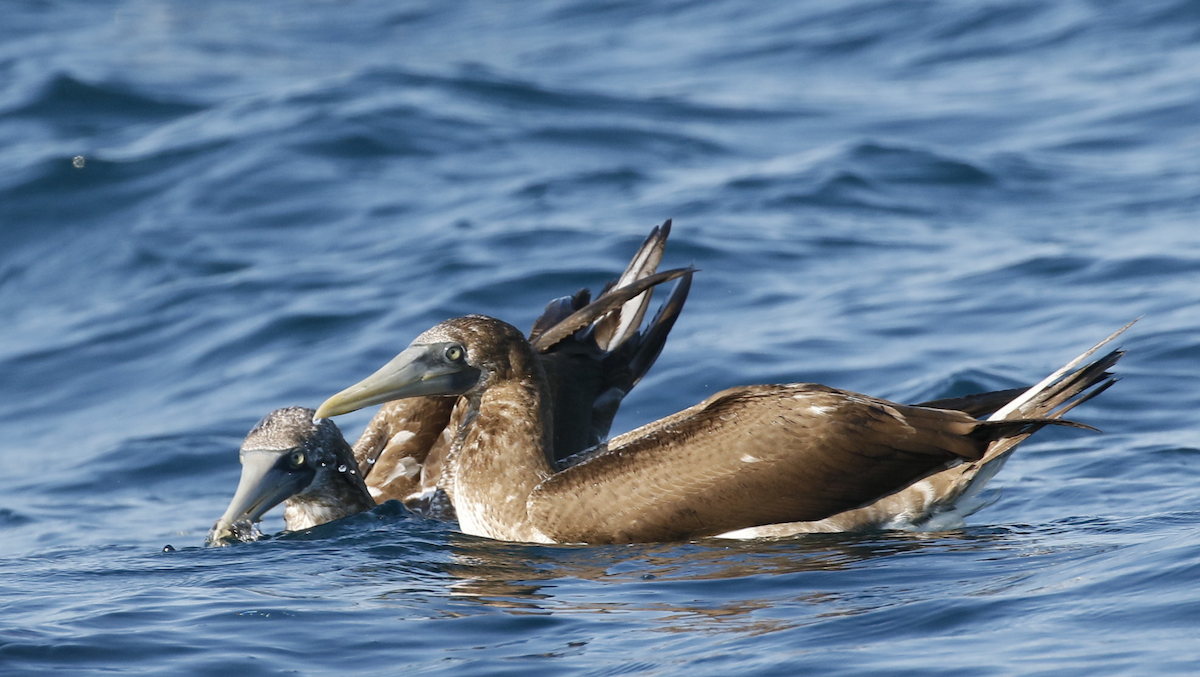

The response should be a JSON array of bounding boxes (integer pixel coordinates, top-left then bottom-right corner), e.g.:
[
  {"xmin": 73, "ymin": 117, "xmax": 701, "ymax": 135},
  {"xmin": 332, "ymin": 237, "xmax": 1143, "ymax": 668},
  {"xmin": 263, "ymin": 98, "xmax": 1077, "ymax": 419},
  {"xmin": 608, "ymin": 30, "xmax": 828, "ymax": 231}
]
[
  {"xmin": 288, "ymin": 451, "xmax": 305, "ymax": 469},
  {"xmin": 445, "ymin": 345, "xmax": 464, "ymax": 362}
]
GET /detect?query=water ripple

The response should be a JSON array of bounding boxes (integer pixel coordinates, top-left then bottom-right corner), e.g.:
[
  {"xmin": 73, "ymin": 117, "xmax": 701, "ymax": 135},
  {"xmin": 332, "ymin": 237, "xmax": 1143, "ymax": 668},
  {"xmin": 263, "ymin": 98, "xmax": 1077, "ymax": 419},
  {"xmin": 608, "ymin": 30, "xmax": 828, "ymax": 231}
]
[{"xmin": 1, "ymin": 0, "xmax": 1197, "ymax": 675}]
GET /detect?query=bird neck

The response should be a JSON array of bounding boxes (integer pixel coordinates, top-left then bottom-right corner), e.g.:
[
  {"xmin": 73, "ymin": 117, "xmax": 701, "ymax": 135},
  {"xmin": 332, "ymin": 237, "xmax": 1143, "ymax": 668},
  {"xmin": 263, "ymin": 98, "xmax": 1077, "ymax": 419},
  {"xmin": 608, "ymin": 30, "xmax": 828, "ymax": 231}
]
[
  {"xmin": 448, "ymin": 364, "xmax": 556, "ymax": 543},
  {"xmin": 283, "ymin": 457, "xmax": 376, "ymax": 531}
]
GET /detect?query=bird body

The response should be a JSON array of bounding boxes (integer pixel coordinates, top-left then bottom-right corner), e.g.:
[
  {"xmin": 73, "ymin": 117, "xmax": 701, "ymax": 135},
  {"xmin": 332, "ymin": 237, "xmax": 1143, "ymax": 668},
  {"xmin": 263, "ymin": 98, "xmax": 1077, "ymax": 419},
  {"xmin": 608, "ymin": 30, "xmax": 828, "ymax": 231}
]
[{"xmin": 316, "ymin": 316, "xmax": 1126, "ymax": 545}]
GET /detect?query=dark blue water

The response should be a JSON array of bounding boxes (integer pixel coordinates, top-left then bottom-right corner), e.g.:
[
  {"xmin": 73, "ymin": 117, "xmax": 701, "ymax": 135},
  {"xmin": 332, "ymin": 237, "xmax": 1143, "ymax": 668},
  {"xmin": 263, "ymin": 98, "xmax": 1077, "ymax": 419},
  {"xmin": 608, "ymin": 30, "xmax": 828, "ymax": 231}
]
[{"xmin": 3, "ymin": 1, "xmax": 1199, "ymax": 674}]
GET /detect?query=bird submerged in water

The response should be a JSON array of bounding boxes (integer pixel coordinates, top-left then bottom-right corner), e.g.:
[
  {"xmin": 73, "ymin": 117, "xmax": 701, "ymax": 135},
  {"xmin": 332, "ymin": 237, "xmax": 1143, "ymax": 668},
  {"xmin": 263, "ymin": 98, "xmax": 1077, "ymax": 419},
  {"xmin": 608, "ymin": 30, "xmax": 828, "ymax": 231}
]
[
  {"xmin": 207, "ymin": 222, "xmax": 693, "ymax": 546},
  {"xmin": 206, "ymin": 406, "xmax": 374, "ymax": 544},
  {"xmin": 315, "ymin": 315, "xmax": 1128, "ymax": 545}
]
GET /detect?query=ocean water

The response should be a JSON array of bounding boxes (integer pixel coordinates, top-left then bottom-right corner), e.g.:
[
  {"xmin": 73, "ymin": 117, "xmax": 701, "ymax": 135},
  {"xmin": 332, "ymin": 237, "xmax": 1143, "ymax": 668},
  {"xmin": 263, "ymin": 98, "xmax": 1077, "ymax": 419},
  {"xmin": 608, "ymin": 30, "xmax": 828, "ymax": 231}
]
[{"xmin": 2, "ymin": 0, "xmax": 1199, "ymax": 674}]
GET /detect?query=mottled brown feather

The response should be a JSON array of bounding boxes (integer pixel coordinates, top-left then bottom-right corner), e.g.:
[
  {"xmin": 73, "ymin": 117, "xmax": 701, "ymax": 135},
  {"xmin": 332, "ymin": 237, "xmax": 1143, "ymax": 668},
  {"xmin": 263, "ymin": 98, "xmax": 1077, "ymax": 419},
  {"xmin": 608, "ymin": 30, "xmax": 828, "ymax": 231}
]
[
  {"xmin": 353, "ymin": 396, "xmax": 455, "ymax": 502},
  {"xmin": 410, "ymin": 316, "xmax": 1096, "ymax": 544},
  {"xmin": 718, "ymin": 346, "xmax": 1125, "ymax": 537},
  {"xmin": 528, "ymin": 385, "xmax": 1002, "ymax": 543}
]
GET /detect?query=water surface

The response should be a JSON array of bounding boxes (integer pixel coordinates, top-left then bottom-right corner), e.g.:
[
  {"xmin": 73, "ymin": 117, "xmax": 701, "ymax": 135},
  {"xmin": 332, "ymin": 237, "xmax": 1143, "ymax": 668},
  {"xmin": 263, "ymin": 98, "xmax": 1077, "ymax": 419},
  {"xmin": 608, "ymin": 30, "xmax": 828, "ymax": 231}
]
[{"xmin": 2, "ymin": 1, "xmax": 1199, "ymax": 674}]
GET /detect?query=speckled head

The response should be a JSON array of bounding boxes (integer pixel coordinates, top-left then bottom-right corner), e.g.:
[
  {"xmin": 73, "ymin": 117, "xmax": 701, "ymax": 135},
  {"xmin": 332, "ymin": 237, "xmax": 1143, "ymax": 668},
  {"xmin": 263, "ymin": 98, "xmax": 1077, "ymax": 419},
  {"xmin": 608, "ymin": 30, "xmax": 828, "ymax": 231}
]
[
  {"xmin": 206, "ymin": 407, "xmax": 351, "ymax": 546},
  {"xmin": 243, "ymin": 406, "xmax": 342, "ymax": 460}
]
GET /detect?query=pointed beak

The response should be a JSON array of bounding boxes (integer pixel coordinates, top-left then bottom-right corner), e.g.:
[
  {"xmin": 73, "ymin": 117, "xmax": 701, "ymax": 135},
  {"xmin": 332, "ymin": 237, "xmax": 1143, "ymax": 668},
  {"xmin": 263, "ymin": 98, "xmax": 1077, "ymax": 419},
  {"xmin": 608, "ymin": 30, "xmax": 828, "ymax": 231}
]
[
  {"xmin": 315, "ymin": 343, "xmax": 480, "ymax": 419},
  {"xmin": 206, "ymin": 451, "xmax": 309, "ymax": 547}
]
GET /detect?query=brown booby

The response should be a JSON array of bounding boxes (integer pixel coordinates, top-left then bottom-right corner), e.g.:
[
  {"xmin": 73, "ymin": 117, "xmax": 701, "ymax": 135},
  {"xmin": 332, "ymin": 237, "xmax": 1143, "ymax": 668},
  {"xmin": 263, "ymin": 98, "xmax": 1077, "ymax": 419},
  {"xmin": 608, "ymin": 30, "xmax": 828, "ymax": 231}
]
[
  {"xmin": 206, "ymin": 223, "xmax": 693, "ymax": 545},
  {"xmin": 314, "ymin": 316, "xmax": 1127, "ymax": 544},
  {"xmin": 352, "ymin": 221, "xmax": 693, "ymax": 510},
  {"xmin": 206, "ymin": 406, "xmax": 374, "ymax": 545}
]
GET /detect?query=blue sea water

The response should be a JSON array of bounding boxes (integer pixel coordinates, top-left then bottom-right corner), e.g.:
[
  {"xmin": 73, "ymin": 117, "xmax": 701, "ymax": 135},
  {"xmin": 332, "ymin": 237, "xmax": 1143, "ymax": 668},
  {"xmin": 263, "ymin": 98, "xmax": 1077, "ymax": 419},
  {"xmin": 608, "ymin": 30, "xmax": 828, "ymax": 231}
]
[{"xmin": 2, "ymin": 0, "xmax": 1200, "ymax": 674}]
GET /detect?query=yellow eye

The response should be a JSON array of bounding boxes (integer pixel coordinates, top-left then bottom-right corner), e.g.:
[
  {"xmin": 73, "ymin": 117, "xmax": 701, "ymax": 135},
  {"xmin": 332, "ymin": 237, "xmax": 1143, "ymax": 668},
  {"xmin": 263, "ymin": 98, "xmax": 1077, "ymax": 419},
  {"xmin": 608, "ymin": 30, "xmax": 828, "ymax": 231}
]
[
  {"xmin": 445, "ymin": 345, "xmax": 464, "ymax": 362},
  {"xmin": 288, "ymin": 451, "xmax": 305, "ymax": 469}
]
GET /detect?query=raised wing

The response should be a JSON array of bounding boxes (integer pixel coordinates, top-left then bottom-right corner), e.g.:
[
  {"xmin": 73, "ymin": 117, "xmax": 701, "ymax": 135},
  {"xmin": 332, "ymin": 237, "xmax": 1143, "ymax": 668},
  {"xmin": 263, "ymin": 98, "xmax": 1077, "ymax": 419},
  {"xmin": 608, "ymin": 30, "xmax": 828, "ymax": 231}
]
[{"xmin": 362, "ymin": 223, "xmax": 691, "ymax": 499}]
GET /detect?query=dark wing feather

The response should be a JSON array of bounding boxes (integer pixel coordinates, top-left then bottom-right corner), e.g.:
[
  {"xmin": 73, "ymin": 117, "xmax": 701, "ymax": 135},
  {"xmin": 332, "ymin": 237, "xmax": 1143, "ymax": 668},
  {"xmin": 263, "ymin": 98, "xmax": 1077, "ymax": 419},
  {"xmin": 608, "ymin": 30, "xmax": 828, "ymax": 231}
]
[
  {"xmin": 914, "ymin": 387, "xmax": 1028, "ymax": 419},
  {"xmin": 536, "ymin": 269, "xmax": 693, "ymax": 459},
  {"xmin": 529, "ymin": 268, "xmax": 691, "ymax": 352},
  {"xmin": 528, "ymin": 384, "xmax": 992, "ymax": 544},
  {"xmin": 592, "ymin": 219, "xmax": 671, "ymax": 350},
  {"xmin": 529, "ymin": 289, "xmax": 590, "ymax": 346},
  {"xmin": 619, "ymin": 269, "xmax": 692, "ymax": 390},
  {"xmin": 587, "ymin": 270, "xmax": 694, "ymax": 449}
]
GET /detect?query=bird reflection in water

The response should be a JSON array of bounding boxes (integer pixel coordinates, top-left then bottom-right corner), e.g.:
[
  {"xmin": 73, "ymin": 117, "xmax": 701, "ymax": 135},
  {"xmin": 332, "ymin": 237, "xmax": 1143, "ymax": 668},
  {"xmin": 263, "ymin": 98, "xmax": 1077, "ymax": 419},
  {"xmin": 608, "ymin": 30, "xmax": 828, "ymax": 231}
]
[{"xmin": 346, "ymin": 526, "xmax": 1021, "ymax": 635}]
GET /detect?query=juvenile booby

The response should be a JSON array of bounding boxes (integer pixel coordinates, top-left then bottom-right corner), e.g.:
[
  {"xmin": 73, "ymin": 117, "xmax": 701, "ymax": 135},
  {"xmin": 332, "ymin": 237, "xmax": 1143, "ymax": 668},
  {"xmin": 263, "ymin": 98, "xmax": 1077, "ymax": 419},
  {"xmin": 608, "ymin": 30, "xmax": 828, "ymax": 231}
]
[
  {"xmin": 351, "ymin": 221, "xmax": 692, "ymax": 508},
  {"xmin": 314, "ymin": 316, "xmax": 1127, "ymax": 544},
  {"xmin": 206, "ymin": 407, "xmax": 374, "ymax": 545},
  {"xmin": 206, "ymin": 223, "xmax": 693, "ymax": 545}
]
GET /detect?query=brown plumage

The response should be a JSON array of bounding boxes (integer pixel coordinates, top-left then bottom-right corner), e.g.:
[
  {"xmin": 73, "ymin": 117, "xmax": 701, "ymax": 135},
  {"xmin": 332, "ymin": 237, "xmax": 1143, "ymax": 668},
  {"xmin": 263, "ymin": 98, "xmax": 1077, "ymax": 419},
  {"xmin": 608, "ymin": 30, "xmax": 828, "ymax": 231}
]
[
  {"xmin": 207, "ymin": 222, "xmax": 694, "ymax": 542},
  {"xmin": 351, "ymin": 396, "xmax": 456, "ymax": 504},
  {"xmin": 722, "ymin": 330, "xmax": 1125, "ymax": 537},
  {"xmin": 353, "ymin": 221, "xmax": 693, "ymax": 508},
  {"xmin": 315, "ymin": 316, "xmax": 1126, "ymax": 545}
]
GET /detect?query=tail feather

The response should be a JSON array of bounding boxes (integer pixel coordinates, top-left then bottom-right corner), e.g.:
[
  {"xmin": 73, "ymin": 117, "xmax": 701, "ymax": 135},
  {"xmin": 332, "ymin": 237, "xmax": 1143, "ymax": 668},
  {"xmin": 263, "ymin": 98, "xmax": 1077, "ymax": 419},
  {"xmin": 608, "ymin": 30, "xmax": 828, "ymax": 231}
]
[
  {"xmin": 973, "ymin": 350, "xmax": 1123, "ymax": 470},
  {"xmin": 1052, "ymin": 375, "xmax": 1117, "ymax": 418},
  {"xmin": 989, "ymin": 319, "xmax": 1135, "ymax": 421},
  {"xmin": 915, "ymin": 387, "xmax": 1029, "ymax": 418},
  {"xmin": 940, "ymin": 329, "xmax": 1133, "ymax": 515},
  {"xmin": 718, "ymin": 322, "xmax": 1133, "ymax": 538}
]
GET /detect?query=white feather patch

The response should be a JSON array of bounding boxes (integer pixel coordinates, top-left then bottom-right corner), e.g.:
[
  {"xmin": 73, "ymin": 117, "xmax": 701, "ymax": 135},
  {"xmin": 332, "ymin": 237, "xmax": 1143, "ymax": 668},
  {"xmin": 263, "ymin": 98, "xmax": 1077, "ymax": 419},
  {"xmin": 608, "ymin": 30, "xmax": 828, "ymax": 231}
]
[{"xmin": 388, "ymin": 430, "xmax": 416, "ymax": 447}]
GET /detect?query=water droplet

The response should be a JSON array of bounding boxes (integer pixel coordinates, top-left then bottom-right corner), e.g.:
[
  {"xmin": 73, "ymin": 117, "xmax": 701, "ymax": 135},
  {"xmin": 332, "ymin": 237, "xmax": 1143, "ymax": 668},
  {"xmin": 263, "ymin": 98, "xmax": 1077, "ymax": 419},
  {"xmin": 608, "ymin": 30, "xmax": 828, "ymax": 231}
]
[
  {"xmin": 162, "ymin": 545, "xmax": 175, "ymax": 553},
  {"xmin": 337, "ymin": 464, "xmax": 347, "ymax": 473},
  {"xmin": 368, "ymin": 458, "xmax": 376, "ymax": 465},
  {"xmin": 72, "ymin": 155, "xmax": 85, "ymax": 168}
]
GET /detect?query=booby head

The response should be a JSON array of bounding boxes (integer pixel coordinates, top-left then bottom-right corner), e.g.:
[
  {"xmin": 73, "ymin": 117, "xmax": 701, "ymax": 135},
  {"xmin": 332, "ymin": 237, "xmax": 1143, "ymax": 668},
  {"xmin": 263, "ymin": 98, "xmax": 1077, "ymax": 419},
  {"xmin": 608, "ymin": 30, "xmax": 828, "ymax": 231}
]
[
  {"xmin": 315, "ymin": 316, "xmax": 532, "ymax": 419},
  {"xmin": 206, "ymin": 406, "xmax": 364, "ymax": 546}
]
